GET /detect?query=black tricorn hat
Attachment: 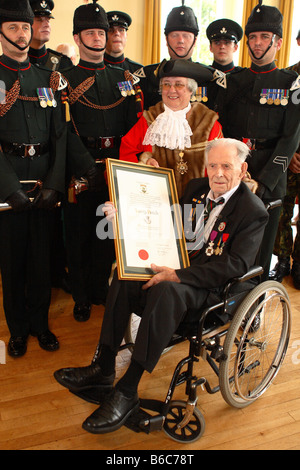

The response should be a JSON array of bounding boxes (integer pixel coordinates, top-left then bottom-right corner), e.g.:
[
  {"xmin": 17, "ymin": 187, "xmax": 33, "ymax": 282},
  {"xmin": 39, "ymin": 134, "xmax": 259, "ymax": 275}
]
[
  {"xmin": 107, "ymin": 11, "xmax": 132, "ymax": 30},
  {"xmin": 206, "ymin": 19, "xmax": 243, "ymax": 43},
  {"xmin": 29, "ymin": 1, "xmax": 54, "ymax": 18},
  {"xmin": 245, "ymin": 0, "xmax": 283, "ymax": 38},
  {"xmin": 73, "ymin": 1, "xmax": 109, "ymax": 35},
  {"xmin": 0, "ymin": 0, "xmax": 34, "ymax": 25},
  {"xmin": 158, "ymin": 59, "xmax": 213, "ymax": 85},
  {"xmin": 164, "ymin": 2, "xmax": 199, "ymax": 36}
]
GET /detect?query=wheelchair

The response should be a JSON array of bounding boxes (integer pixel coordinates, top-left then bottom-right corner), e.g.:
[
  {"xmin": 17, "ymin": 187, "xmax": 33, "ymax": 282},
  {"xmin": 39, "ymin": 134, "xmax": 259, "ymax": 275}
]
[
  {"xmin": 114, "ymin": 200, "xmax": 291, "ymax": 443},
  {"xmin": 71, "ymin": 201, "xmax": 291, "ymax": 444}
]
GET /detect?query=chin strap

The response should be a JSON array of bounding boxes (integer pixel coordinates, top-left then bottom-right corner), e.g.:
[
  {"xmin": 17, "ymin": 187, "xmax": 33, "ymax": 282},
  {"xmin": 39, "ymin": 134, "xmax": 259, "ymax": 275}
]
[
  {"xmin": 247, "ymin": 33, "xmax": 275, "ymax": 61},
  {"xmin": 79, "ymin": 32, "xmax": 106, "ymax": 53},
  {"xmin": 0, "ymin": 29, "xmax": 32, "ymax": 51},
  {"xmin": 167, "ymin": 35, "xmax": 196, "ymax": 59}
]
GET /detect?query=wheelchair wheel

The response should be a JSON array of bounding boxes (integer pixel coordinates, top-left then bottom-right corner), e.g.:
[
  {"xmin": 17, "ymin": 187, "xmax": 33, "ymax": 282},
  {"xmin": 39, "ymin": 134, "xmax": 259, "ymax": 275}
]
[
  {"xmin": 219, "ymin": 281, "xmax": 291, "ymax": 409},
  {"xmin": 163, "ymin": 400, "xmax": 205, "ymax": 443}
]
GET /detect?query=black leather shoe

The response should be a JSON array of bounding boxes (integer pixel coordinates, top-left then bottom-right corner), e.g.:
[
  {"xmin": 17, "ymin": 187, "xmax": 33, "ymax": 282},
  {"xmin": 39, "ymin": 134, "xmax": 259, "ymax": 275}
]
[
  {"xmin": 292, "ymin": 262, "xmax": 300, "ymax": 290},
  {"xmin": 54, "ymin": 362, "xmax": 115, "ymax": 392},
  {"xmin": 73, "ymin": 302, "xmax": 91, "ymax": 322},
  {"xmin": 33, "ymin": 330, "xmax": 59, "ymax": 351},
  {"xmin": 7, "ymin": 336, "xmax": 28, "ymax": 358},
  {"xmin": 82, "ymin": 388, "xmax": 139, "ymax": 434},
  {"xmin": 269, "ymin": 257, "xmax": 290, "ymax": 282}
]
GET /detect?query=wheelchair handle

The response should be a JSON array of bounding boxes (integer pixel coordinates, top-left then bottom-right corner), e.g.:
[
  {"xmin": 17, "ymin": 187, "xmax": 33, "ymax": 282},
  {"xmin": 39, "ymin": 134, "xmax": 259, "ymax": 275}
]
[{"xmin": 265, "ymin": 199, "xmax": 282, "ymax": 211}]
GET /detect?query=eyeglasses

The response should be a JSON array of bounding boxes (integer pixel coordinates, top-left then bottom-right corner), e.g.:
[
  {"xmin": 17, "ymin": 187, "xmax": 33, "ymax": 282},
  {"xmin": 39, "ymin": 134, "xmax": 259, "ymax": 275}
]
[{"xmin": 161, "ymin": 82, "xmax": 187, "ymax": 91}]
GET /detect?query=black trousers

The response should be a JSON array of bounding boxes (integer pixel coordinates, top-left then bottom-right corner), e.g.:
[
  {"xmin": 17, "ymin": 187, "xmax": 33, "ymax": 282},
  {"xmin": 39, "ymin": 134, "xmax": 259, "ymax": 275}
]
[
  {"xmin": 0, "ymin": 209, "xmax": 53, "ymax": 337},
  {"xmin": 99, "ymin": 272, "xmax": 209, "ymax": 373},
  {"xmin": 64, "ymin": 190, "xmax": 115, "ymax": 305}
]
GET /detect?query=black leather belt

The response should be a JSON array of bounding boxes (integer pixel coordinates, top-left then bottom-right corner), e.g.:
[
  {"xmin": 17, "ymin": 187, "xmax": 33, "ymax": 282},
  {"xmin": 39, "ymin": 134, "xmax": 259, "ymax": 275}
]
[
  {"xmin": 0, "ymin": 141, "xmax": 49, "ymax": 158},
  {"xmin": 242, "ymin": 137, "xmax": 278, "ymax": 151},
  {"xmin": 81, "ymin": 136, "xmax": 122, "ymax": 150}
]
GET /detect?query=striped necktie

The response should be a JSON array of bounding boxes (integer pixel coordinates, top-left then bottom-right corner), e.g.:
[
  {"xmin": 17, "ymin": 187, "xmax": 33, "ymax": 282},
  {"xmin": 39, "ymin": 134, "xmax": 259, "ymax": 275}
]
[{"xmin": 204, "ymin": 197, "xmax": 225, "ymax": 224}]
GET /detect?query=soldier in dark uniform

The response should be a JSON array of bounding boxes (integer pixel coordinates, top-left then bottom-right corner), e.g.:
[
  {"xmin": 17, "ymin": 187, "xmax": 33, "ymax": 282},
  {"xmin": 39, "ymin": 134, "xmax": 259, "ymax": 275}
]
[
  {"xmin": 0, "ymin": 0, "xmax": 67, "ymax": 357},
  {"xmin": 206, "ymin": 19, "xmax": 243, "ymax": 110},
  {"xmin": 28, "ymin": 1, "xmax": 73, "ymax": 71},
  {"xmin": 270, "ymin": 30, "xmax": 300, "ymax": 288},
  {"xmin": 215, "ymin": 1, "xmax": 300, "ymax": 281},
  {"xmin": 63, "ymin": 1, "xmax": 138, "ymax": 322},
  {"xmin": 104, "ymin": 11, "xmax": 142, "ymax": 73},
  {"xmin": 206, "ymin": 19, "xmax": 243, "ymax": 74},
  {"xmin": 135, "ymin": 2, "xmax": 201, "ymax": 110},
  {"xmin": 28, "ymin": 1, "xmax": 73, "ymax": 294}
]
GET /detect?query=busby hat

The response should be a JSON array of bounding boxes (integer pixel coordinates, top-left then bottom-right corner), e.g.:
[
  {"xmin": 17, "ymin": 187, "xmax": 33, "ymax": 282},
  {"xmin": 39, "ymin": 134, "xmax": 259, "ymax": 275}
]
[
  {"xmin": 107, "ymin": 11, "xmax": 132, "ymax": 30},
  {"xmin": 164, "ymin": 1, "xmax": 199, "ymax": 36},
  {"xmin": 159, "ymin": 59, "xmax": 213, "ymax": 86},
  {"xmin": 206, "ymin": 19, "xmax": 243, "ymax": 43},
  {"xmin": 0, "ymin": 0, "xmax": 34, "ymax": 25},
  {"xmin": 29, "ymin": 1, "xmax": 54, "ymax": 18},
  {"xmin": 73, "ymin": 1, "xmax": 109, "ymax": 35},
  {"xmin": 245, "ymin": 0, "xmax": 283, "ymax": 38},
  {"xmin": 297, "ymin": 30, "xmax": 300, "ymax": 40}
]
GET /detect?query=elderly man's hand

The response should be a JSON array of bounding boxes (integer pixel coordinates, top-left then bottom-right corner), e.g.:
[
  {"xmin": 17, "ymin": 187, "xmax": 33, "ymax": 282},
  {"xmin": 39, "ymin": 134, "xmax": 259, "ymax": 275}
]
[
  {"xmin": 102, "ymin": 201, "xmax": 117, "ymax": 221},
  {"xmin": 142, "ymin": 263, "xmax": 180, "ymax": 290}
]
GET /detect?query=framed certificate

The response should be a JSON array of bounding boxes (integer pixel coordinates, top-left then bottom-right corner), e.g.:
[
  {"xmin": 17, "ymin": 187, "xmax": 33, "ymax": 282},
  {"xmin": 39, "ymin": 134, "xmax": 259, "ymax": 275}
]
[{"xmin": 106, "ymin": 159, "xmax": 189, "ymax": 281}]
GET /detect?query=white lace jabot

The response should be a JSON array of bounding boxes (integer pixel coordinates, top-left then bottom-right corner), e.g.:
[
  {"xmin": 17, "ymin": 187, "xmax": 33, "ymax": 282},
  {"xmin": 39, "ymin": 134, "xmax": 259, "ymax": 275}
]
[{"xmin": 142, "ymin": 103, "xmax": 192, "ymax": 150}]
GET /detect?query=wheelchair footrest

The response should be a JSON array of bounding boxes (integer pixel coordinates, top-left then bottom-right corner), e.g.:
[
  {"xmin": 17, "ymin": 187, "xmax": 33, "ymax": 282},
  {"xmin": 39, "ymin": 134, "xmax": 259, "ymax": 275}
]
[
  {"xmin": 125, "ymin": 398, "xmax": 165, "ymax": 434},
  {"xmin": 125, "ymin": 409, "xmax": 164, "ymax": 434}
]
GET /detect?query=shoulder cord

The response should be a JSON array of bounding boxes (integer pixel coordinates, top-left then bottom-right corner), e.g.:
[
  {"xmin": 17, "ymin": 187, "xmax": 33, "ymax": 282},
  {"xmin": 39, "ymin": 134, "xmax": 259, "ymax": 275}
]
[
  {"xmin": 67, "ymin": 75, "xmax": 125, "ymax": 110},
  {"xmin": 0, "ymin": 71, "xmax": 60, "ymax": 117}
]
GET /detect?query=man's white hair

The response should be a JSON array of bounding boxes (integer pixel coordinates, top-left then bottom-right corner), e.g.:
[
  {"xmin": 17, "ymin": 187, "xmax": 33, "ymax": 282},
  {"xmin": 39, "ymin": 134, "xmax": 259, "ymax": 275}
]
[{"xmin": 205, "ymin": 138, "xmax": 250, "ymax": 164}]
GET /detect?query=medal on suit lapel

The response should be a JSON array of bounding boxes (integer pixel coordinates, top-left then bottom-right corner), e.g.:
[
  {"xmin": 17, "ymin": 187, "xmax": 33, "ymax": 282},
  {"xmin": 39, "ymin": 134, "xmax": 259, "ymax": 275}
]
[{"xmin": 205, "ymin": 230, "xmax": 217, "ymax": 256}]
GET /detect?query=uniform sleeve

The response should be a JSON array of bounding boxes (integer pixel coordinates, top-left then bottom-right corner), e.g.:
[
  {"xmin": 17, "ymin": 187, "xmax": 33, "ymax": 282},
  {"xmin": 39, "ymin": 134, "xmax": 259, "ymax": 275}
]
[
  {"xmin": 256, "ymin": 95, "xmax": 300, "ymax": 193},
  {"xmin": 0, "ymin": 151, "xmax": 22, "ymax": 201},
  {"xmin": 119, "ymin": 115, "xmax": 152, "ymax": 162},
  {"xmin": 43, "ymin": 91, "xmax": 68, "ymax": 193}
]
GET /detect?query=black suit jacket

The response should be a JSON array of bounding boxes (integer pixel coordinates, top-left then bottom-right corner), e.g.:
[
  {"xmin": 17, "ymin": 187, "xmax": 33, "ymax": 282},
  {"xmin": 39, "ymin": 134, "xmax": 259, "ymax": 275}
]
[{"xmin": 176, "ymin": 178, "xmax": 269, "ymax": 290}]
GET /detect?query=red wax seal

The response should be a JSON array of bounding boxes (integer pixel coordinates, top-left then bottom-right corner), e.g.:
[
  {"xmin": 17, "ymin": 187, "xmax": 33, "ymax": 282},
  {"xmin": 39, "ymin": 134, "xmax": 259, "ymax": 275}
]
[{"xmin": 138, "ymin": 249, "xmax": 149, "ymax": 260}]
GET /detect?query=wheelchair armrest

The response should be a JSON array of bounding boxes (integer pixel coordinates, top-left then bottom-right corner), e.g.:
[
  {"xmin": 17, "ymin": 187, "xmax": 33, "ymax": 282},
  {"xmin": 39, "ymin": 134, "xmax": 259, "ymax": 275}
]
[
  {"xmin": 222, "ymin": 265, "xmax": 263, "ymax": 299},
  {"xmin": 265, "ymin": 199, "xmax": 282, "ymax": 211},
  {"xmin": 231, "ymin": 265, "xmax": 264, "ymax": 283}
]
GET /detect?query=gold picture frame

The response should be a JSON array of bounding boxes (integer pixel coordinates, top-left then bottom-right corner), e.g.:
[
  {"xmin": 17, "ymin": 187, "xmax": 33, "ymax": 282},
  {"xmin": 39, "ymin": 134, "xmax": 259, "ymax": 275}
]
[{"xmin": 106, "ymin": 159, "xmax": 189, "ymax": 281}]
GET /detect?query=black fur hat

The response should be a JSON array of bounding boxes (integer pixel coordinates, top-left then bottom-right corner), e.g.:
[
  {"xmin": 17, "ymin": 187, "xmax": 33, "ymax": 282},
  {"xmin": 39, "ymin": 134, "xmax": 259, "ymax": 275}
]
[
  {"xmin": 245, "ymin": 0, "xmax": 283, "ymax": 38},
  {"xmin": 0, "ymin": 0, "xmax": 34, "ymax": 25},
  {"xmin": 164, "ymin": 1, "xmax": 199, "ymax": 36},
  {"xmin": 73, "ymin": 1, "xmax": 109, "ymax": 35}
]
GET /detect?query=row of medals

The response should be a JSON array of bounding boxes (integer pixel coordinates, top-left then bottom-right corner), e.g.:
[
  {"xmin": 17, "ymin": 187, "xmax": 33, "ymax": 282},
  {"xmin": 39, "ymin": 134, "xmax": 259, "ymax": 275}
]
[
  {"xmin": 118, "ymin": 81, "xmax": 135, "ymax": 97},
  {"xmin": 260, "ymin": 89, "xmax": 289, "ymax": 106},
  {"xmin": 38, "ymin": 88, "xmax": 57, "ymax": 108}
]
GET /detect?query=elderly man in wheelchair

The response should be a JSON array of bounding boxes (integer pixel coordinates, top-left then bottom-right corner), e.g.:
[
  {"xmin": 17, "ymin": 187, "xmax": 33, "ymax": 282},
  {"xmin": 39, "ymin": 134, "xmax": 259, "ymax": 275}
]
[{"xmin": 54, "ymin": 138, "xmax": 291, "ymax": 442}]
